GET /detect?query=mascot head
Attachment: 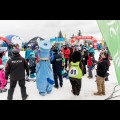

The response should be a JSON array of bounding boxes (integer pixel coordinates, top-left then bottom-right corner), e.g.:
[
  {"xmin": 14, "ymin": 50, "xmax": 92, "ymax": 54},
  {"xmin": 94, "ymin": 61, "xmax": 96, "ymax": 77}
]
[{"xmin": 38, "ymin": 40, "xmax": 52, "ymax": 58}]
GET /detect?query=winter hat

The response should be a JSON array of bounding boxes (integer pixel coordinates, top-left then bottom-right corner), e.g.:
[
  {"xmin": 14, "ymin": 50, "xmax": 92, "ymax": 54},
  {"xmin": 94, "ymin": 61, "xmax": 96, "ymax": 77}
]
[
  {"xmin": 0, "ymin": 65, "xmax": 4, "ymax": 70},
  {"xmin": 72, "ymin": 51, "xmax": 81, "ymax": 63},
  {"xmin": 47, "ymin": 78, "xmax": 55, "ymax": 85},
  {"xmin": 53, "ymin": 48, "xmax": 58, "ymax": 54},
  {"xmin": 28, "ymin": 44, "xmax": 31, "ymax": 47},
  {"xmin": 89, "ymin": 52, "xmax": 93, "ymax": 56},
  {"xmin": 12, "ymin": 49, "xmax": 19, "ymax": 54}
]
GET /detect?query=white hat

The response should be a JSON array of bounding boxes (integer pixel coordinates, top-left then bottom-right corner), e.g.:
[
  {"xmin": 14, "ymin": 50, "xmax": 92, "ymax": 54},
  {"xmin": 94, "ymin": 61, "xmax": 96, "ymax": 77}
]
[
  {"xmin": 0, "ymin": 65, "xmax": 4, "ymax": 70},
  {"xmin": 28, "ymin": 44, "xmax": 31, "ymax": 47}
]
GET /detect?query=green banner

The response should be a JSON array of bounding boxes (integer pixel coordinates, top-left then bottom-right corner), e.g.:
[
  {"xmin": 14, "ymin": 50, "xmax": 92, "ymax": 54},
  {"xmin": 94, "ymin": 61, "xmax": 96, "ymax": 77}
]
[{"xmin": 97, "ymin": 20, "xmax": 120, "ymax": 84}]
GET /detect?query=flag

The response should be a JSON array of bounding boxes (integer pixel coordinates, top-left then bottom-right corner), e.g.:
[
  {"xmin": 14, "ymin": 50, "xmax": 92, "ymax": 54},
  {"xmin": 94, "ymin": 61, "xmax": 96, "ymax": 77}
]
[{"xmin": 97, "ymin": 20, "xmax": 120, "ymax": 84}]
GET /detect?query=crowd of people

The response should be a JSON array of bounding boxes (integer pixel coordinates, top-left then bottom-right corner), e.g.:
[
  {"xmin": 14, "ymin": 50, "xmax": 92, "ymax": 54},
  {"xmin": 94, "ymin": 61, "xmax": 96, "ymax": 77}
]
[{"xmin": 0, "ymin": 41, "xmax": 112, "ymax": 100}]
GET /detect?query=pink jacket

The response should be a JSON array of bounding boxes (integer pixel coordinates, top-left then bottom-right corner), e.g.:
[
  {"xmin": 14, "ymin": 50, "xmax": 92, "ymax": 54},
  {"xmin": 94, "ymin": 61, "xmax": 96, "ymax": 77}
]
[{"xmin": 0, "ymin": 70, "xmax": 7, "ymax": 90}]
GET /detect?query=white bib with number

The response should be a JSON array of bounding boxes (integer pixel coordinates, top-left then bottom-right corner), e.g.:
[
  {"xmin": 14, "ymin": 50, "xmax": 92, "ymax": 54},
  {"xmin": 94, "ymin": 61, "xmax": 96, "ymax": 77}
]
[{"xmin": 69, "ymin": 67, "xmax": 78, "ymax": 77}]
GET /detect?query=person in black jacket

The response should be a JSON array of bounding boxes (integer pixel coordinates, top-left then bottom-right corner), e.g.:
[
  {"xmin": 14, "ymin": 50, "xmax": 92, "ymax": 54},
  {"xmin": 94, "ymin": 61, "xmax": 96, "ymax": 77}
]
[
  {"xmin": 81, "ymin": 47, "xmax": 88, "ymax": 75},
  {"xmin": 5, "ymin": 49, "xmax": 29, "ymax": 100},
  {"xmin": 94, "ymin": 51, "xmax": 109, "ymax": 96},
  {"xmin": 8, "ymin": 44, "xmax": 13, "ymax": 58},
  {"xmin": 51, "ymin": 49, "xmax": 63, "ymax": 88}
]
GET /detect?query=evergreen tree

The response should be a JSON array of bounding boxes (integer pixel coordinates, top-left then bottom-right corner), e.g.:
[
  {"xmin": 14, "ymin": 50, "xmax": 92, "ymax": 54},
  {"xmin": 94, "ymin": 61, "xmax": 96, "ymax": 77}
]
[
  {"xmin": 58, "ymin": 31, "xmax": 63, "ymax": 38},
  {"xmin": 78, "ymin": 30, "xmax": 82, "ymax": 36},
  {"xmin": 71, "ymin": 34, "xmax": 75, "ymax": 39}
]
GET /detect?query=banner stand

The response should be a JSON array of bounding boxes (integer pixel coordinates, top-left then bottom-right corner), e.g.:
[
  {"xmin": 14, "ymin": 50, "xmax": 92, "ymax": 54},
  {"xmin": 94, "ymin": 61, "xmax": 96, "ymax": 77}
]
[{"xmin": 105, "ymin": 85, "xmax": 120, "ymax": 100}]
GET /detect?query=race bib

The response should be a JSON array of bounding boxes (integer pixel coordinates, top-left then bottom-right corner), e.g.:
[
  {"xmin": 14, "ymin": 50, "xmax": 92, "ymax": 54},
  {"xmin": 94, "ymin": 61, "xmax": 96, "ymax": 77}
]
[{"xmin": 69, "ymin": 68, "xmax": 78, "ymax": 76}]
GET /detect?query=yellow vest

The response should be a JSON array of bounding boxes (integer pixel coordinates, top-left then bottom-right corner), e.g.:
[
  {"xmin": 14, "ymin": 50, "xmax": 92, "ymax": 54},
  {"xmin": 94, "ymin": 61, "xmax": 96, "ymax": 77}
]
[{"xmin": 69, "ymin": 62, "xmax": 82, "ymax": 79}]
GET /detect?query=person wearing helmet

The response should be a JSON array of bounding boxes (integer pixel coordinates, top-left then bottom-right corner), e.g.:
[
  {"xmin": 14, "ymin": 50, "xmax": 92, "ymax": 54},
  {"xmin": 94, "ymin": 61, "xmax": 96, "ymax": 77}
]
[{"xmin": 5, "ymin": 49, "xmax": 29, "ymax": 100}]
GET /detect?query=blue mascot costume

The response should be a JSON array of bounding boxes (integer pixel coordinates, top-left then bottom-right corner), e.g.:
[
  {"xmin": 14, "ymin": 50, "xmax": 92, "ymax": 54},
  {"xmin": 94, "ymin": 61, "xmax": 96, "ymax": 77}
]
[{"xmin": 36, "ymin": 40, "xmax": 54, "ymax": 96}]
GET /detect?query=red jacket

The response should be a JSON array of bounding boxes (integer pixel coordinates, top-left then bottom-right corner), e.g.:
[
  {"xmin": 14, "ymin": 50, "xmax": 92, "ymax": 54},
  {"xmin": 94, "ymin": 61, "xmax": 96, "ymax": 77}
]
[
  {"xmin": 61, "ymin": 49, "xmax": 64, "ymax": 54},
  {"xmin": 63, "ymin": 48, "xmax": 70, "ymax": 59},
  {"xmin": 87, "ymin": 56, "xmax": 93, "ymax": 66}
]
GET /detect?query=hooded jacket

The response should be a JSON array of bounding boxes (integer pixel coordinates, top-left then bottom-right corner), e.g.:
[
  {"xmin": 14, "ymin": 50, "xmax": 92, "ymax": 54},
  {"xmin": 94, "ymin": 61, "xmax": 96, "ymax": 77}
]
[
  {"xmin": 97, "ymin": 58, "xmax": 109, "ymax": 77},
  {"xmin": 5, "ymin": 54, "xmax": 29, "ymax": 81}
]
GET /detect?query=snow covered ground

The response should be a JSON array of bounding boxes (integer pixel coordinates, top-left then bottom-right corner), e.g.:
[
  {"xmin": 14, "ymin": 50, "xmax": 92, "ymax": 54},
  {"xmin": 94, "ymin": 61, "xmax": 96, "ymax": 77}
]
[{"xmin": 0, "ymin": 50, "xmax": 119, "ymax": 100}]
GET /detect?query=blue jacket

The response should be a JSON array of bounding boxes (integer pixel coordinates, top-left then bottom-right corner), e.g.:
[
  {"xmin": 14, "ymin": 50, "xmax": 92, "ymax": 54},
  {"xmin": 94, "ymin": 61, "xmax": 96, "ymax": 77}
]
[
  {"xmin": 89, "ymin": 47, "xmax": 95, "ymax": 55},
  {"xmin": 86, "ymin": 46, "xmax": 90, "ymax": 51},
  {"xmin": 25, "ymin": 49, "xmax": 34, "ymax": 59},
  {"xmin": 50, "ymin": 50, "xmax": 54, "ymax": 63},
  {"xmin": 2, "ymin": 55, "xmax": 8, "ymax": 66}
]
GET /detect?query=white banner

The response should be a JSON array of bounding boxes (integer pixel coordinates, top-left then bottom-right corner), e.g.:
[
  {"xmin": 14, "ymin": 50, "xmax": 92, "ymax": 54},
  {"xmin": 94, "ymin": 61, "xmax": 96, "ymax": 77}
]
[{"xmin": 0, "ymin": 47, "xmax": 7, "ymax": 52}]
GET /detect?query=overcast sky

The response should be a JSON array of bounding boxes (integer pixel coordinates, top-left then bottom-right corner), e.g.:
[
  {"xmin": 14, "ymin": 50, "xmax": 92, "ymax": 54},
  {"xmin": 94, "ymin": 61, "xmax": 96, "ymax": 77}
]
[{"xmin": 0, "ymin": 20, "xmax": 102, "ymax": 42}]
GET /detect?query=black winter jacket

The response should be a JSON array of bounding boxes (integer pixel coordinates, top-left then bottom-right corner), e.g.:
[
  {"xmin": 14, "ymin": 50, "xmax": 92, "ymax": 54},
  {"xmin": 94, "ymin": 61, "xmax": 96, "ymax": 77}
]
[
  {"xmin": 5, "ymin": 54, "xmax": 29, "ymax": 81},
  {"xmin": 51, "ymin": 53, "xmax": 62, "ymax": 73},
  {"xmin": 97, "ymin": 58, "xmax": 109, "ymax": 77}
]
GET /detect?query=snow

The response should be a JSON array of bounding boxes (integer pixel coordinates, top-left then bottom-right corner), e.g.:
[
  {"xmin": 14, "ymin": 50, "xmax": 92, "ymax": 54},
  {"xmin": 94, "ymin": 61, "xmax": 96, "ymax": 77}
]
[{"xmin": 0, "ymin": 50, "xmax": 119, "ymax": 100}]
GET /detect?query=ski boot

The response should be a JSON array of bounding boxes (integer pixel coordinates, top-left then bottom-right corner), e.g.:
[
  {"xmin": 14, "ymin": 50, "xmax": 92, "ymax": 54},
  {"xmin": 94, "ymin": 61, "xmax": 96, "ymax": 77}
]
[
  {"xmin": 2, "ymin": 89, "xmax": 7, "ymax": 92},
  {"xmin": 0, "ymin": 89, "xmax": 3, "ymax": 93},
  {"xmin": 25, "ymin": 76, "xmax": 30, "ymax": 82}
]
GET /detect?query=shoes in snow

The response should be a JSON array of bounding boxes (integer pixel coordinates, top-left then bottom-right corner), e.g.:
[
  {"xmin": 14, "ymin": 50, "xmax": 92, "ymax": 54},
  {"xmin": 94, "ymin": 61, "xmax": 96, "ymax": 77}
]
[
  {"xmin": 26, "ymin": 79, "xmax": 30, "ymax": 82},
  {"xmin": 87, "ymin": 76, "xmax": 93, "ymax": 79},
  {"xmin": 2, "ymin": 89, "xmax": 7, "ymax": 92},
  {"xmin": 0, "ymin": 89, "xmax": 7, "ymax": 93},
  {"xmin": 102, "ymin": 92, "xmax": 105, "ymax": 95},
  {"xmin": 54, "ymin": 85, "xmax": 59, "ymax": 89},
  {"xmin": 22, "ymin": 94, "xmax": 28, "ymax": 100},
  {"xmin": 94, "ymin": 92, "xmax": 102, "ymax": 96},
  {"xmin": 0, "ymin": 89, "xmax": 3, "ymax": 93}
]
